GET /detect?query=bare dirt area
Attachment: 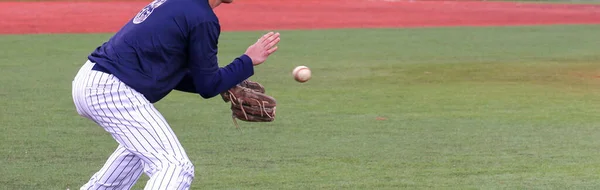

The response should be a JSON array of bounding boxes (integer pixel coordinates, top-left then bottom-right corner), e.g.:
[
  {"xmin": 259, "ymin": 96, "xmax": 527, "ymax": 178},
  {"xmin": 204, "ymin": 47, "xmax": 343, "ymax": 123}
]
[{"xmin": 0, "ymin": 0, "xmax": 599, "ymax": 34}]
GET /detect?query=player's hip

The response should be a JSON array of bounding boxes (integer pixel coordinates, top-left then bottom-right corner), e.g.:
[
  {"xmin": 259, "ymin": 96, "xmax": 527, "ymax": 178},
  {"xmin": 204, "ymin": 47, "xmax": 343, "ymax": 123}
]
[
  {"xmin": 73, "ymin": 60, "xmax": 124, "ymax": 90},
  {"xmin": 71, "ymin": 60, "xmax": 150, "ymax": 117}
]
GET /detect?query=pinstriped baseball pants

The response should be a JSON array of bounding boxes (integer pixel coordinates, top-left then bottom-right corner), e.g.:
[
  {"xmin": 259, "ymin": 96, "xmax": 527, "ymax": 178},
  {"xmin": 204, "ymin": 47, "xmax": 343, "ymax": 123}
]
[{"xmin": 72, "ymin": 60, "xmax": 194, "ymax": 190}]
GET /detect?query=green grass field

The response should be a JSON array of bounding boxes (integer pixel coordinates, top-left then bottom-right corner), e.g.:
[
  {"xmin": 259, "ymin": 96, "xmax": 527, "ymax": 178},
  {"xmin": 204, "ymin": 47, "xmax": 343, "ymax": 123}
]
[{"xmin": 1, "ymin": 24, "xmax": 600, "ymax": 189}]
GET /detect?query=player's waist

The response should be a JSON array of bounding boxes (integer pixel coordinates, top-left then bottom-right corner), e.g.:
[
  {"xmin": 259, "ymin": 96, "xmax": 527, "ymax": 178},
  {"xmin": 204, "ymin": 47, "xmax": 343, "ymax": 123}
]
[
  {"xmin": 91, "ymin": 62, "xmax": 112, "ymax": 75},
  {"xmin": 87, "ymin": 60, "xmax": 171, "ymax": 103}
]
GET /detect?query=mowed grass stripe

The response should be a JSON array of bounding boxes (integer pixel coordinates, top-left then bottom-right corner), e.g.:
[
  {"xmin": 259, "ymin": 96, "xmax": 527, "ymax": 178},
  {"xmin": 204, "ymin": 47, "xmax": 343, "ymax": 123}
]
[{"xmin": 1, "ymin": 24, "xmax": 599, "ymax": 189}]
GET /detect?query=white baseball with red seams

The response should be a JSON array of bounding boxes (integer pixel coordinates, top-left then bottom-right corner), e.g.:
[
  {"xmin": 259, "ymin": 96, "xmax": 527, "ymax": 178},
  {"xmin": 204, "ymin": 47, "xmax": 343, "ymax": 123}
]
[{"xmin": 292, "ymin": 66, "xmax": 311, "ymax": 83}]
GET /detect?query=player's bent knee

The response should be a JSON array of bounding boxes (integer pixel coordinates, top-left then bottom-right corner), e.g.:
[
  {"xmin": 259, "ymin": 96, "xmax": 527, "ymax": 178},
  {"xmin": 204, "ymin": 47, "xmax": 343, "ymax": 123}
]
[
  {"xmin": 181, "ymin": 160, "xmax": 195, "ymax": 178},
  {"xmin": 149, "ymin": 158, "xmax": 195, "ymax": 179},
  {"xmin": 145, "ymin": 159, "xmax": 195, "ymax": 189}
]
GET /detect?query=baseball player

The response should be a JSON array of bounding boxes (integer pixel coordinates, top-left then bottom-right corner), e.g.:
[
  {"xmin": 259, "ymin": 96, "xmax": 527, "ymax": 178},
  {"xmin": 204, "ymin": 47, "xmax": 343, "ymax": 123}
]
[{"xmin": 71, "ymin": 0, "xmax": 281, "ymax": 189}]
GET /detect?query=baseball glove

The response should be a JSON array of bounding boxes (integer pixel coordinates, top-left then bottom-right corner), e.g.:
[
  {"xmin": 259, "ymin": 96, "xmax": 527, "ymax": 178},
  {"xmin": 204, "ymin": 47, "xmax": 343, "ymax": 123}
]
[{"xmin": 220, "ymin": 80, "xmax": 276, "ymax": 128}]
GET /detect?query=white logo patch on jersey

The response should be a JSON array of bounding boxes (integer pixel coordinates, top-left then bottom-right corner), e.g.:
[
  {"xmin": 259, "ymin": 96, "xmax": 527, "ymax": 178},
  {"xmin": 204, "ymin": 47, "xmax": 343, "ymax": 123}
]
[{"xmin": 133, "ymin": 0, "xmax": 168, "ymax": 24}]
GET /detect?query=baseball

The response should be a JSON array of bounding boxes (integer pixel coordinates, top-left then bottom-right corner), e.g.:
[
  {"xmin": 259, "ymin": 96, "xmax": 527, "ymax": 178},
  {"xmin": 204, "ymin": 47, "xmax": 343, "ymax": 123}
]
[{"xmin": 292, "ymin": 66, "xmax": 311, "ymax": 83}]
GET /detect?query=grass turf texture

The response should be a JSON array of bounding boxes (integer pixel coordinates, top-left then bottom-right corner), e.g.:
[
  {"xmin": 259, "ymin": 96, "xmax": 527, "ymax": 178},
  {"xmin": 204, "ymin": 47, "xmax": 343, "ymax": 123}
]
[{"xmin": 1, "ymin": 24, "xmax": 600, "ymax": 189}]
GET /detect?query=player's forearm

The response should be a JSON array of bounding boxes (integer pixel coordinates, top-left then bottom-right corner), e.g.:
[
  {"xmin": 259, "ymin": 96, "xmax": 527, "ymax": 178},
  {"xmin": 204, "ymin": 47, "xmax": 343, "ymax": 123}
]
[{"xmin": 192, "ymin": 54, "xmax": 254, "ymax": 99}]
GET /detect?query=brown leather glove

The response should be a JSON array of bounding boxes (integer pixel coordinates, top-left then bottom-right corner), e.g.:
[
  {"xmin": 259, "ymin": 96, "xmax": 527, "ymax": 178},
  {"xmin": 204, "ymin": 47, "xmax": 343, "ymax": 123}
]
[{"xmin": 220, "ymin": 80, "xmax": 276, "ymax": 127}]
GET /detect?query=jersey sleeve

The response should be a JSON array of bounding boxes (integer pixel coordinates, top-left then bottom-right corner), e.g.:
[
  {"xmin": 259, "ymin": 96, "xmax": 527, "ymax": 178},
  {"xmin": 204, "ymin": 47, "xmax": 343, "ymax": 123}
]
[
  {"xmin": 173, "ymin": 71, "xmax": 197, "ymax": 93},
  {"xmin": 187, "ymin": 21, "xmax": 254, "ymax": 99}
]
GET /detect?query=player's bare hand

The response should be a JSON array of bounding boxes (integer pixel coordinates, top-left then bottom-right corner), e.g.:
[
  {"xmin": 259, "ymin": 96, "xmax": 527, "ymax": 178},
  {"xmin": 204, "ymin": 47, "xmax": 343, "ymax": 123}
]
[{"xmin": 245, "ymin": 32, "xmax": 280, "ymax": 66}]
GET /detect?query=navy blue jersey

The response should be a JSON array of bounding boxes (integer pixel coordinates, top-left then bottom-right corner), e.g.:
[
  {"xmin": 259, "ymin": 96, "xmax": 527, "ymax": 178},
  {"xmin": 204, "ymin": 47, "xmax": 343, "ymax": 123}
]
[{"xmin": 88, "ymin": 0, "xmax": 253, "ymax": 103}]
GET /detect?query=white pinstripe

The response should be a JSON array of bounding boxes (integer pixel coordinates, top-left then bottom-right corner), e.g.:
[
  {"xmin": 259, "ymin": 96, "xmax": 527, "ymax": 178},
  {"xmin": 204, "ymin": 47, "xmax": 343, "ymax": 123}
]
[{"xmin": 72, "ymin": 60, "xmax": 195, "ymax": 190}]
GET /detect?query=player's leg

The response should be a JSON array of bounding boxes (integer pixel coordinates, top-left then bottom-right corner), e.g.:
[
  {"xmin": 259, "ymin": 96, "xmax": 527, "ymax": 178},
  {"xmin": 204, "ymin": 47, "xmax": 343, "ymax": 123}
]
[
  {"xmin": 74, "ymin": 62, "xmax": 145, "ymax": 189},
  {"xmin": 72, "ymin": 61, "xmax": 195, "ymax": 189},
  {"xmin": 89, "ymin": 94, "xmax": 195, "ymax": 190},
  {"xmin": 126, "ymin": 102, "xmax": 195, "ymax": 190},
  {"xmin": 80, "ymin": 145, "xmax": 144, "ymax": 190}
]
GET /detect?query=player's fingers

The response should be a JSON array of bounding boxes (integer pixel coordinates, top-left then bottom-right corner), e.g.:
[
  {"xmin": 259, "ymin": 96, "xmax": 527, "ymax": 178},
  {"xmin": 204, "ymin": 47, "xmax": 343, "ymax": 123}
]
[
  {"xmin": 266, "ymin": 46, "xmax": 278, "ymax": 55},
  {"xmin": 256, "ymin": 32, "xmax": 269, "ymax": 43},
  {"xmin": 265, "ymin": 37, "xmax": 280, "ymax": 49},
  {"xmin": 258, "ymin": 32, "xmax": 275, "ymax": 43},
  {"xmin": 261, "ymin": 32, "xmax": 280, "ymax": 46}
]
